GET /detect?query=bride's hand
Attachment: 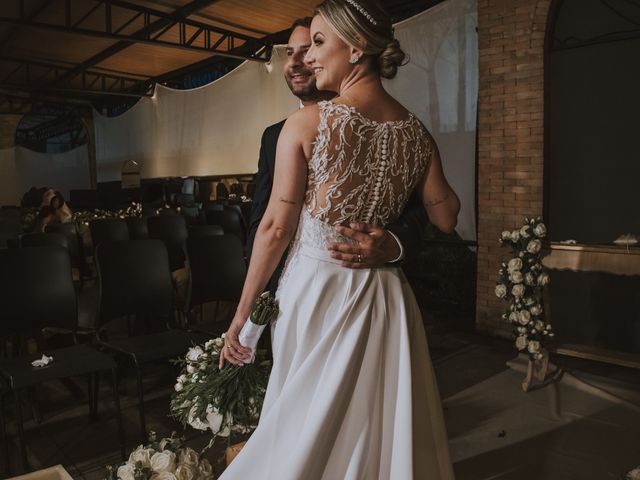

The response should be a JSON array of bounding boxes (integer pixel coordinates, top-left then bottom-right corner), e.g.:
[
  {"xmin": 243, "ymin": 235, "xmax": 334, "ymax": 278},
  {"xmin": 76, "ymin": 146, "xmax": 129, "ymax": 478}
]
[{"xmin": 219, "ymin": 315, "xmax": 253, "ymax": 368}]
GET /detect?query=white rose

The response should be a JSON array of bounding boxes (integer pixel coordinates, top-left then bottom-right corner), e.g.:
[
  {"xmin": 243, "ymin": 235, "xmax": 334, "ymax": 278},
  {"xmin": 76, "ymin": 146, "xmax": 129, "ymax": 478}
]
[
  {"xmin": 530, "ymin": 304, "xmax": 543, "ymax": 316},
  {"xmin": 527, "ymin": 340, "xmax": 541, "ymax": 354},
  {"xmin": 538, "ymin": 272, "xmax": 550, "ymax": 286},
  {"xmin": 533, "ymin": 223, "xmax": 546, "ymax": 237},
  {"xmin": 150, "ymin": 451, "xmax": 176, "ymax": 474},
  {"xmin": 186, "ymin": 346, "xmax": 204, "ymax": 362},
  {"xmin": 512, "ymin": 284, "xmax": 525, "ymax": 297},
  {"xmin": 186, "ymin": 365, "xmax": 196, "ymax": 374},
  {"xmin": 495, "ymin": 284, "xmax": 507, "ymax": 298},
  {"xmin": 518, "ymin": 310, "xmax": 531, "ymax": 325},
  {"xmin": 534, "ymin": 320, "xmax": 545, "ymax": 331},
  {"xmin": 515, "ymin": 336, "xmax": 528, "ymax": 350},
  {"xmin": 198, "ymin": 459, "xmax": 214, "ymax": 479},
  {"xmin": 174, "ymin": 465, "xmax": 197, "ymax": 480},
  {"xmin": 501, "ymin": 230, "xmax": 511, "ymax": 241},
  {"xmin": 174, "ymin": 383, "xmax": 184, "ymax": 392},
  {"xmin": 214, "ymin": 337, "xmax": 224, "ymax": 348},
  {"xmin": 129, "ymin": 446, "xmax": 152, "ymax": 468},
  {"xmin": 509, "ymin": 312, "xmax": 519, "ymax": 323},
  {"xmin": 117, "ymin": 464, "xmax": 136, "ymax": 480},
  {"xmin": 524, "ymin": 272, "xmax": 536, "ymax": 285},
  {"xmin": 177, "ymin": 374, "xmax": 187, "ymax": 384},
  {"xmin": 179, "ymin": 447, "xmax": 199, "ymax": 467},
  {"xmin": 520, "ymin": 225, "xmax": 530, "ymax": 238},
  {"xmin": 187, "ymin": 405, "xmax": 209, "ymax": 431},
  {"xmin": 511, "ymin": 230, "xmax": 520, "ymax": 242},
  {"xmin": 526, "ymin": 239, "xmax": 542, "ymax": 254},
  {"xmin": 510, "ymin": 270, "xmax": 523, "ymax": 284},
  {"xmin": 151, "ymin": 473, "xmax": 177, "ymax": 480},
  {"xmin": 507, "ymin": 258, "xmax": 523, "ymax": 272}
]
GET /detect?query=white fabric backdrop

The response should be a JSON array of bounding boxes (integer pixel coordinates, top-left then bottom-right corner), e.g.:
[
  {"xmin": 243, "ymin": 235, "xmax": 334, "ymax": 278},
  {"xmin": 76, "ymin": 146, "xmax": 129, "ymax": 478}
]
[
  {"xmin": 93, "ymin": 0, "xmax": 477, "ymax": 239},
  {"xmin": 0, "ymin": 145, "xmax": 90, "ymax": 205}
]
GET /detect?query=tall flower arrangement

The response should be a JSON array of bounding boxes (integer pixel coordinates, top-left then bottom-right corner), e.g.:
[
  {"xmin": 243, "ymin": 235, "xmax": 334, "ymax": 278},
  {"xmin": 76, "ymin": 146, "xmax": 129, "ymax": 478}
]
[{"xmin": 495, "ymin": 217, "xmax": 554, "ymax": 360}]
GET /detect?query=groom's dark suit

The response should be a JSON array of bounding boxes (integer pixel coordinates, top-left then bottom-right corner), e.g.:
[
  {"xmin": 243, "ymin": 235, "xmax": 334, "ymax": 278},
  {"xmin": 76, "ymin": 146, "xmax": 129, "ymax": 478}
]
[{"xmin": 247, "ymin": 119, "xmax": 428, "ymax": 294}]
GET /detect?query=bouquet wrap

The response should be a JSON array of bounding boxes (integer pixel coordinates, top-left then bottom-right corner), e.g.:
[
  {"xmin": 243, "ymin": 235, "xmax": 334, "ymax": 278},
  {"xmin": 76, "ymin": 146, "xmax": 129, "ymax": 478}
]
[{"xmin": 237, "ymin": 291, "xmax": 280, "ymax": 363}]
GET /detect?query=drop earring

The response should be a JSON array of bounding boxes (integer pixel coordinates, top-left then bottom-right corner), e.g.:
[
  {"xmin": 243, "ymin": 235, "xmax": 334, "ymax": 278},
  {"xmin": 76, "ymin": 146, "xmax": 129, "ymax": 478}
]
[{"xmin": 349, "ymin": 54, "xmax": 360, "ymax": 64}]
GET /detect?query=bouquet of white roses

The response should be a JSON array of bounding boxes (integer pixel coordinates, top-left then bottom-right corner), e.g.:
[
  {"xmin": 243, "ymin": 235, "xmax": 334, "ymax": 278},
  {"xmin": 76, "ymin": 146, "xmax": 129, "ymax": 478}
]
[
  {"xmin": 170, "ymin": 293, "xmax": 278, "ymax": 448},
  {"xmin": 105, "ymin": 431, "xmax": 213, "ymax": 480},
  {"xmin": 496, "ymin": 217, "xmax": 555, "ymax": 360}
]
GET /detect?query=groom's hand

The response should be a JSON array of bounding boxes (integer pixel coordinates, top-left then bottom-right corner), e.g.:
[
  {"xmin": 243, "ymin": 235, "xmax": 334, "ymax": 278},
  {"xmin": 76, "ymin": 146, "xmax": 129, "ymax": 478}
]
[{"xmin": 328, "ymin": 223, "xmax": 401, "ymax": 269}]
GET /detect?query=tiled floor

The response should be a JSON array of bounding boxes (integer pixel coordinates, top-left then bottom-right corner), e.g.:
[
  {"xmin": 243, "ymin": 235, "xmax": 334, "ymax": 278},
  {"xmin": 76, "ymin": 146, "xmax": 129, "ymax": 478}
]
[{"xmin": 2, "ymin": 321, "xmax": 639, "ymax": 479}]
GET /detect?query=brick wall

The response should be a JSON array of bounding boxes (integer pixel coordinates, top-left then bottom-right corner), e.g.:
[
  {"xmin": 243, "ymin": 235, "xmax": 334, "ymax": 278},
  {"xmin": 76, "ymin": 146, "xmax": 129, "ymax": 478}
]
[{"xmin": 476, "ymin": 0, "xmax": 550, "ymax": 337}]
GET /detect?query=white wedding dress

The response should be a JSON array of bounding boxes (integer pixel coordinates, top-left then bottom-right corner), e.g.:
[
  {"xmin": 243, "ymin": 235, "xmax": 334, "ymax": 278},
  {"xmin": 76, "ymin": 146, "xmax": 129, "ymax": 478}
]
[{"xmin": 220, "ymin": 101, "xmax": 455, "ymax": 479}]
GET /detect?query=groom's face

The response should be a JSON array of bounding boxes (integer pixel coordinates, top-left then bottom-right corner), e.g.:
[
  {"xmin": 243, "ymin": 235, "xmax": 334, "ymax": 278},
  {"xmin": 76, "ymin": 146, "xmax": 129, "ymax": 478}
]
[{"xmin": 284, "ymin": 26, "xmax": 317, "ymax": 101}]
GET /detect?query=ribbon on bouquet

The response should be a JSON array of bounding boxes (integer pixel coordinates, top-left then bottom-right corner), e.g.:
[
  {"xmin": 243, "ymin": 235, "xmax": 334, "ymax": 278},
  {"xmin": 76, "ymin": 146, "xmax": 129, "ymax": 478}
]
[
  {"xmin": 238, "ymin": 322, "xmax": 267, "ymax": 364},
  {"xmin": 237, "ymin": 292, "xmax": 280, "ymax": 364}
]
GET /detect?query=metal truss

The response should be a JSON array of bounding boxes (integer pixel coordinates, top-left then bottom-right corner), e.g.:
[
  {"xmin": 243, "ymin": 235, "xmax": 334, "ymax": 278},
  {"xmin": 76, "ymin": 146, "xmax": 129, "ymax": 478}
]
[
  {"xmin": 0, "ymin": 56, "xmax": 152, "ymax": 98},
  {"xmin": 0, "ymin": 0, "xmax": 271, "ymax": 63}
]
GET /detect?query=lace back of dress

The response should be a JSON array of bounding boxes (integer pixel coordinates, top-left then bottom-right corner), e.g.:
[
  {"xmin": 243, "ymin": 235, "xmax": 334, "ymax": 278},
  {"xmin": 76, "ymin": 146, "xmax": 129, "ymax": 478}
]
[{"xmin": 306, "ymin": 100, "xmax": 432, "ymax": 228}]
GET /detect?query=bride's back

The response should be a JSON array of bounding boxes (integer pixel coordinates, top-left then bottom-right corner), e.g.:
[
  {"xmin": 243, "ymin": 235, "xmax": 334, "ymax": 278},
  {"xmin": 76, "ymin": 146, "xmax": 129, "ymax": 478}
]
[{"xmin": 305, "ymin": 99, "xmax": 433, "ymax": 228}]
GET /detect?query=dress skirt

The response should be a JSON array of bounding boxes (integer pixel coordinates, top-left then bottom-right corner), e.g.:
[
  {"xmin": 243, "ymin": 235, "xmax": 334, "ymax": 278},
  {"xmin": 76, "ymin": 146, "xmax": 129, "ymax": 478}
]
[{"xmin": 219, "ymin": 243, "xmax": 455, "ymax": 479}]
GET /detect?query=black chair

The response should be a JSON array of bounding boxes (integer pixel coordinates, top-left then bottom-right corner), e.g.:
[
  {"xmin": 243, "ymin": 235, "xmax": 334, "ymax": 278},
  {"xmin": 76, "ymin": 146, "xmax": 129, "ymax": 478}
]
[
  {"xmin": 204, "ymin": 205, "xmax": 247, "ymax": 244},
  {"xmin": 90, "ymin": 218, "xmax": 129, "ymax": 247},
  {"xmin": 19, "ymin": 232, "xmax": 68, "ymax": 249},
  {"xmin": 0, "ymin": 217, "xmax": 22, "ymax": 249},
  {"xmin": 45, "ymin": 222, "xmax": 90, "ymax": 286},
  {"xmin": 188, "ymin": 225, "xmax": 224, "ymax": 238},
  {"xmin": 185, "ymin": 235, "xmax": 247, "ymax": 335},
  {"xmin": 94, "ymin": 239, "xmax": 207, "ymax": 440},
  {"xmin": 147, "ymin": 215, "xmax": 188, "ymax": 272},
  {"xmin": 0, "ymin": 246, "xmax": 124, "ymax": 473},
  {"xmin": 126, "ymin": 216, "xmax": 148, "ymax": 240}
]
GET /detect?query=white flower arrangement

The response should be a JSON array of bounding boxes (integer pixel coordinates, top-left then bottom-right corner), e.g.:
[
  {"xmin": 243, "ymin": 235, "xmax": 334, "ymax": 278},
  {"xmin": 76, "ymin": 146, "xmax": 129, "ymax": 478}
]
[
  {"xmin": 625, "ymin": 467, "xmax": 640, "ymax": 480},
  {"xmin": 496, "ymin": 217, "xmax": 555, "ymax": 360},
  {"xmin": 170, "ymin": 293, "xmax": 278, "ymax": 449},
  {"xmin": 106, "ymin": 431, "xmax": 214, "ymax": 480}
]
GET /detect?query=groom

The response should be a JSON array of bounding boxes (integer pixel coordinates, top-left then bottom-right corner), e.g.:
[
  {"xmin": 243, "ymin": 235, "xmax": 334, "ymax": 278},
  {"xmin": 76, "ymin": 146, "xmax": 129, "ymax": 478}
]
[{"xmin": 247, "ymin": 17, "xmax": 428, "ymax": 292}]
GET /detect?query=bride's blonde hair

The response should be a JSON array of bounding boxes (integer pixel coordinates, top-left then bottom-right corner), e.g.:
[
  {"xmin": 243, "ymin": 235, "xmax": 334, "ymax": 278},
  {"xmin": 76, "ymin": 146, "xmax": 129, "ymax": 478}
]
[{"xmin": 315, "ymin": 0, "xmax": 406, "ymax": 79}]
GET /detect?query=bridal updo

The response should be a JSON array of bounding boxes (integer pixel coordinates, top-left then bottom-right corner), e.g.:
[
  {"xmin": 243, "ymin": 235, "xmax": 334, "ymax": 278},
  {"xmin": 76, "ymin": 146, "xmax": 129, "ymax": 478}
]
[{"xmin": 315, "ymin": 0, "xmax": 406, "ymax": 79}]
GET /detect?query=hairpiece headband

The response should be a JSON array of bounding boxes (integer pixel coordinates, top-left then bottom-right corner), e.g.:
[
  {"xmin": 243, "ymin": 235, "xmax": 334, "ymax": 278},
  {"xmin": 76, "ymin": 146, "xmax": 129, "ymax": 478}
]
[{"xmin": 344, "ymin": 0, "xmax": 378, "ymax": 26}]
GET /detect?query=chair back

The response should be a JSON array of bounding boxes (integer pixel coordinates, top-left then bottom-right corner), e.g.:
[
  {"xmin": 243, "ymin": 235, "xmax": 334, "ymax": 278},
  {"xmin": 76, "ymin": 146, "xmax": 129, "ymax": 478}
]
[
  {"xmin": 45, "ymin": 222, "xmax": 82, "ymax": 261},
  {"xmin": 0, "ymin": 217, "xmax": 23, "ymax": 248},
  {"xmin": 188, "ymin": 225, "xmax": 224, "ymax": 238},
  {"xmin": 204, "ymin": 207, "xmax": 246, "ymax": 244},
  {"xmin": 185, "ymin": 234, "xmax": 247, "ymax": 308},
  {"xmin": 0, "ymin": 246, "xmax": 76, "ymax": 334},
  {"xmin": 147, "ymin": 215, "xmax": 188, "ymax": 271},
  {"xmin": 95, "ymin": 239, "xmax": 173, "ymax": 325},
  {"xmin": 90, "ymin": 218, "xmax": 129, "ymax": 246},
  {"xmin": 20, "ymin": 232, "xmax": 69, "ymax": 250},
  {"xmin": 126, "ymin": 216, "xmax": 148, "ymax": 240}
]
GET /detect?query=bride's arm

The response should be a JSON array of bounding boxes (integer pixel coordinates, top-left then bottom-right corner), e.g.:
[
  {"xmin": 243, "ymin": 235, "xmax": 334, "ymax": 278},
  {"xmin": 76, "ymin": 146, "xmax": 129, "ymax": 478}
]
[
  {"xmin": 420, "ymin": 141, "xmax": 460, "ymax": 234},
  {"xmin": 220, "ymin": 111, "xmax": 313, "ymax": 366}
]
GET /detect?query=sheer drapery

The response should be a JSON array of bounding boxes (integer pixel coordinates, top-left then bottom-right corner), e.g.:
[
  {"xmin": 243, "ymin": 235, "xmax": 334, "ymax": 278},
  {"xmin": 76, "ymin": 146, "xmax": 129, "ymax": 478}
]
[
  {"xmin": 0, "ymin": 145, "xmax": 90, "ymax": 205},
  {"xmin": 91, "ymin": 0, "xmax": 477, "ymax": 239}
]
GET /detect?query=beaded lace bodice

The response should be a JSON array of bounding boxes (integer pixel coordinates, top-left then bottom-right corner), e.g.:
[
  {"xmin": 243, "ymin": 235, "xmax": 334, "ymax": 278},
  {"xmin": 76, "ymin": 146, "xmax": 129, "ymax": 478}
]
[{"xmin": 306, "ymin": 100, "xmax": 431, "ymax": 226}]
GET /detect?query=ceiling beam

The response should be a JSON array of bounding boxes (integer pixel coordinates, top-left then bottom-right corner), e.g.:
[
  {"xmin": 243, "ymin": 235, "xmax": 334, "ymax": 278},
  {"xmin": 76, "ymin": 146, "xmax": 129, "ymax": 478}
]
[{"xmin": 0, "ymin": 55, "xmax": 151, "ymax": 96}]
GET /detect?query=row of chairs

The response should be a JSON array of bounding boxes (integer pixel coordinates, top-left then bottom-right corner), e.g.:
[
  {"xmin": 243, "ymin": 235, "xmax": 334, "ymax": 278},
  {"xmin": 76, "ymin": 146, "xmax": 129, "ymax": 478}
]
[{"xmin": 0, "ymin": 232, "xmax": 247, "ymax": 474}]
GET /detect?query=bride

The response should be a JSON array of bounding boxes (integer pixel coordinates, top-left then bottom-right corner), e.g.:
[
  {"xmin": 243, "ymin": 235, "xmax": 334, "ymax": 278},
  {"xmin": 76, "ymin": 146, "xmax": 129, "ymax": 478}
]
[{"xmin": 219, "ymin": 0, "xmax": 460, "ymax": 478}]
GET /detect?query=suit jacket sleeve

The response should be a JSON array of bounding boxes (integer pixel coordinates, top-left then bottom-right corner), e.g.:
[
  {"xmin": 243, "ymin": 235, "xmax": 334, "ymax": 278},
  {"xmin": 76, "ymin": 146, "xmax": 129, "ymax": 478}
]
[{"xmin": 387, "ymin": 191, "xmax": 430, "ymax": 257}]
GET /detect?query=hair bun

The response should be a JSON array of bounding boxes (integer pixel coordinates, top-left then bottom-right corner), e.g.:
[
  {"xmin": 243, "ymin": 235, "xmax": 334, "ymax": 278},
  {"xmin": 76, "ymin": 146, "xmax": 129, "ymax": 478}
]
[{"xmin": 379, "ymin": 38, "xmax": 406, "ymax": 79}]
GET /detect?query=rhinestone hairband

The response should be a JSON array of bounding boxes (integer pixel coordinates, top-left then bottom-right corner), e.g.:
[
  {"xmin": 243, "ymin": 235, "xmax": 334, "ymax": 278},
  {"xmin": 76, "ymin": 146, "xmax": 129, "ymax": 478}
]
[{"xmin": 344, "ymin": 0, "xmax": 378, "ymax": 26}]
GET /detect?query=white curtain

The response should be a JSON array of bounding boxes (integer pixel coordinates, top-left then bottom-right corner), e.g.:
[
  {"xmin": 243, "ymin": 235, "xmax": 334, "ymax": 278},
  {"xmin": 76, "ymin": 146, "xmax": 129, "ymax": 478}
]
[
  {"xmin": 94, "ymin": 0, "xmax": 477, "ymax": 240},
  {"xmin": 0, "ymin": 145, "xmax": 90, "ymax": 205},
  {"xmin": 386, "ymin": 0, "xmax": 478, "ymax": 241}
]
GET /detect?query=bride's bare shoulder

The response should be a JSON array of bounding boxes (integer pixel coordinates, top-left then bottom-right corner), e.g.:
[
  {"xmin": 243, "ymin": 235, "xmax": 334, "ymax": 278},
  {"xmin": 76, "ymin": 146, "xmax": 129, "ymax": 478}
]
[{"xmin": 281, "ymin": 104, "xmax": 321, "ymax": 141}]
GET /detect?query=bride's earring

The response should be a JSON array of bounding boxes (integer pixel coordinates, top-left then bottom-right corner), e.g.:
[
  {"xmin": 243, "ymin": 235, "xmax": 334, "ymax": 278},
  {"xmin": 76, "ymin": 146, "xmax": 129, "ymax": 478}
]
[{"xmin": 349, "ymin": 54, "xmax": 360, "ymax": 64}]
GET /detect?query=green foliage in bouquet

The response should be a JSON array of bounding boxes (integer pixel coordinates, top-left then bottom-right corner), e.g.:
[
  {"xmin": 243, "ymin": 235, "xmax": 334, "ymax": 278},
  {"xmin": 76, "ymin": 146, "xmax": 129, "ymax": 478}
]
[
  {"xmin": 105, "ymin": 431, "xmax": 214, "ymax": 480},
  {"xmin": 496, "ymin": 217, "xmax": 555, "ymax": 360},
  {"xmin": 170, "ymin": 293, "xmax": 278, "ymax": 449}
]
